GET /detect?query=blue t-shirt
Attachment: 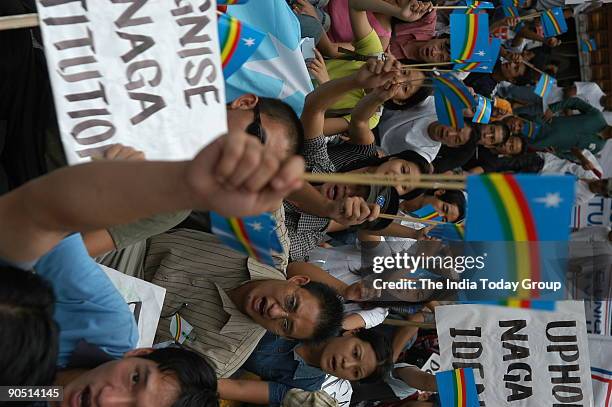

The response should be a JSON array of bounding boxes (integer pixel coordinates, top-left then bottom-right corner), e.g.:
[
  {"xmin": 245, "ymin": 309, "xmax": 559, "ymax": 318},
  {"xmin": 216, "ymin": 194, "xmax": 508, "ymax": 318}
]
[
  {"xmin": 243, "ymin": 332, "xmax": 326, "ymax": 406},
  {"xmin": 34, "ymin": 234, "xmax": 138, "ymax": 367}
]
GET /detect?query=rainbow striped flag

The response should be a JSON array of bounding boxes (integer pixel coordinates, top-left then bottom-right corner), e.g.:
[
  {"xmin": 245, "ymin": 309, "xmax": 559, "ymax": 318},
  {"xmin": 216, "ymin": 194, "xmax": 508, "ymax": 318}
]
[
  {"xmin": 541, "ymin": 7, "xmax": 567, "ymax": 38},
  {"xmin": 434, "ymin": 90, "xmax": 464, "ymax": 129},
  {"xmin": 521, "ymin": 120, "xmax": 541, "ymax": 140},
  {"xmin": 500, "ymin": 5, "xmax": 525, "ymax": 32},
  {"xmin": 500, "ymin": 0, "xmax": 525, "ymax": 6},
  {"xmin": 436, "ymin": 368, "xmax": 480, "ymax": 407},
  {"xmin": 534, "ymin": 72, "xmax": 556, "ymax": 99},
  {"xmin": 472, "ymin": 95, "xmax": 492, "ymax": 124},
  {"xmin": 434, "ymin": 74, "xmax": 475, "ymax": 110},
  {"xmin": 462, "ymin": 299, "xmax": 556, "ymax": 310},
  {"xmin": 453, "ymin": 0, "xmax": 494, "ymax": 14},
  {"xmin": 409, "ymin": 204, "xmax": 443, "ymax": 222},
  {"xmin": 453, "ymin": 60, "xmax": 494, "ymax": 73},
  {"xmin": 580, "ymin": 38, "xmax": 597, "ymax": 52},
  {"xmin": 217, "ymin": 0, "xmax": 249, "ymax": 3},
  {"xmin": 427, "ymin": 222, "xmax": 465, "ymax": 242},
  {"xmin": 217, "ymin": 13, "xmax": 265, "ymax": 79},
  {"xmin": 210, "ymin": 212, "xmax": 283, "ymax": 266},
  {"xmin": 466, "ymin": 174, "xmax": 573, "ymax": 242},
  {"xmin": 450, "ymin": 13, "xmax": 492, "ymax": 62}
]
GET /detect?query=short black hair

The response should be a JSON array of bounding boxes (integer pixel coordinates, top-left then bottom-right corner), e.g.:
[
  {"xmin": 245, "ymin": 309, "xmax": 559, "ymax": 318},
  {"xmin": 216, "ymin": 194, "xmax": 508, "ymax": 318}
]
[
  {"xmin": 0, "ymin": 267, "xmax": 58, "ymax": 386},
  {"xmin": 427, "ymin": 189, "xmax": 466, "ymax": 222},
  {"xmin": 354, "ymin": 329, "xmax": 393, "ymax": 384},
  {"xmin": 301, "ymin": 281, "xmax": 344, "ymax": 344},
  {"xmin": 258, "ymin": 97, "xmax": 304, "ymax": 154},
  {"xmin": 493, "ymin": 121, "xmax": 511, "ymax": 145},
  {"xmin": 140, "ymin": 347, "xmax": 218, "ymax": 407},
  {"xmin": 338, "ymin": 150, "xmax": 431, "ymax": 200}
]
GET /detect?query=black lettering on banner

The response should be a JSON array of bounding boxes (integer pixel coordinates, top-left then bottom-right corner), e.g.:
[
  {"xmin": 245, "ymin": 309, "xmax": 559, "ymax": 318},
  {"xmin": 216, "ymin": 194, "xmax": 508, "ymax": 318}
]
[
  {"xmin": 65, "ymin": 82, "xmax": 109, "ymax": 104},
  {"xmin": 126, "ymin": 60, "xmax": 163, "ymax": 90},
  {"xmin": 450, "ymin": 327, "xmax": 485, "ymax": 406},
  {"xmin": 171, "ymin": 0, "xmax": 193, "ymax": 17},
  {"xmin": 128, "ymin": 93, "xmax": 166, "ymax": 125},
  {"xmin": 76, "ymin": 144, "xmax": 114, "ymax": 158},
  {"xmin": 68, "ymin": 108, "xmax": 111, "ymax": 119},
  {"xmin": 546, "ymin": 321, "xmax": 583, "ymax": 405},
  {"xmin": 112, "ymin": 0, "xmax": 152, "ymax": 29},
  {"xmin": 54, "ymin": 27, "xmax": 96, "ymax": 51},
  {"xmin": 183, "ymin": 86, "xmax": 219, "ymax": 107},
  {"xmin": 43, "ymin": 15, "xmax": 89, "ymax": 26},
  {"xmin": 71, "ymin": 119, "xmax": 116, "ymax": 145},
  {"xmin": 504, "ymin": 363, "xmax": 532, "ymax": 401},
  {"xmin": 117, "ymin": 32, "xmax": 155, "ymax": 64},
  {"xmin": 39, "ymin": 0, "xmax": 88, "ymax": 9},
  {"xmin": 197, "ymin": 0, "xmax": 213, "ymax": 12}
]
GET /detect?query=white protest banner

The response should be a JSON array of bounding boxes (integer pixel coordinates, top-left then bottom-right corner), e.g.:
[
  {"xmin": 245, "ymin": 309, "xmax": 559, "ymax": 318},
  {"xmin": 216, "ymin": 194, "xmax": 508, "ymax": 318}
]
[
  {"xmin": 421, "ymin": 352, "xmax": 441, "ymax": 375},
  {"xmin": 588, "ymin": 335, "xmax": 612, "ymax": 407},
  {"xmin": 436, "ymin": 301, "xmax": 594, "ymax": 406},
  {"xmin": 100, "ymin": 264, "xmax": 166, "ymax": 348},
  {"xmin": 321, "ymin": 375, "xmax": 352, "ymax": 407},
  {"xmin": 36, "ymin": 0, "xmax": 227, "ymax": 164}
]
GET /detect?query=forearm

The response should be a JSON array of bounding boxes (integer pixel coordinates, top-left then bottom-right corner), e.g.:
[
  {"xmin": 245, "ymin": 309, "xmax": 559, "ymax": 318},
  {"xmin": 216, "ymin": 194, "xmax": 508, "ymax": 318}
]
[
  {"xmin": 0, "ymin": 161, "xmax": 193, "ymax": 262},
  {"xmin": 395, "ymin": 367, "xmax": 437, "ymax": 392},
  {"xmin": 303, "ymin": 76, "xmax": 359, "ymax": 118},
  {"xmin": 218, "ymin": 379, "xmax": 270, "ymax": 404},
  {"xmin": 349, "ymin": 0, "xmax": 400, "ymax": 17},
  {"xmin": 392, "ymin": 326, "xmax": 419, "ymax": 361},
  {"xmin": 550, "ymin": 97, "xmax": 596, "ymax": 115},
  {"xmin": 368, "ymin": 222, "xmax": 420, "ymax": 239}
]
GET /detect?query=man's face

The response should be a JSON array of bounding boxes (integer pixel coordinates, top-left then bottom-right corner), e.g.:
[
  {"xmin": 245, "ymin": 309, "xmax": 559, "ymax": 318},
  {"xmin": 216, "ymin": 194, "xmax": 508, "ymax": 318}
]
[
  {"xmin": 495, "ymin": 136, "xmax": 523, "ymax": 155},
  {"xmin": 428, "ymin": 122, "xmax": 471, "ymax": 147},
  {"xmin": 239, "ymin": 276, "xmax": 321, "ymax": 339},
  {"xmin": 478, "ymin": 124, "xmax": 505, "ymax": 147},
  {"xmin": 62, "ymin": 354, "xmax": 179, "ymax": 407},
  {"xmin": 588, "ymin": 178, "xmax": 611, "ymax": 197},
  {"xmin": 416, "ymin": 39, "xmax": 450, "ymax": 63},
  {"xmin": 500, "ymin": 61, "xmax": 525, "ymax": 81},
  {"xmin": 505, "ymin": 116, "xmax": 524, "ymax": 134},
  {"xmin": 227, "ymin": 96, "xmax": 292, "ymax": 159}
]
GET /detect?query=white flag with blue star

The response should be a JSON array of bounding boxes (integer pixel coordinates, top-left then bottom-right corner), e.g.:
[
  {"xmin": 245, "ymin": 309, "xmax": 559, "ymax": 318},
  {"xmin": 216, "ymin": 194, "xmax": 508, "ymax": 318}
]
[{"xmin": 225, "ymin": 0, "xmax": 314, "ymax": 115}]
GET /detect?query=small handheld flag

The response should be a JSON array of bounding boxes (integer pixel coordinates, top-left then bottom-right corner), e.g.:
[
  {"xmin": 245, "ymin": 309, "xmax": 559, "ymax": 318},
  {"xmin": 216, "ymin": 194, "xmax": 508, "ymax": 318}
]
[
  {"xmin": 450, "ymin": 14, "xmax": 492, "ymax": 62},
  {"xmin": 409, "ymin": 204, "xmax": 443, "ymax": 222},
  {"xmin": 460, "ymin": 299, "xmax": 556, "ymax": 311},
  {"xmin": 472, "ymin": 95, "xmax": 492, "ymax": 124},
  {"xmin": 465, "ymin": 174, "xmax": 574, "ymax": 242},
  {"xmin": 217, "ymin": 13, "xmax": 265, "ymax": 79},
  {"xmin": 500, "ymin": 0, "xmax": 525, "ymax": 6},
  {"xmin": 521, "ymin": 120, "xmax": 541, "ymax": 140},
  {"xmin": 427, "ymin": 222, "xmax": 466, "ymax": 242},
  {"xmin": 211, "ymin": 212, "xmax": 283, "ymax": 266},
  {"xmin": 434, "ymin": 74, "xmax": 475, "ymax": 109},
  {"xmin": 434, "ymin": 90, "xmax": 464, "ymax": 129},
  {"xmin": 436, "ymin": 368, "xmax": 480, "ymax": 407},
  {"xmin": 534, "ymin": 72, "xmax": 556, "ymax": 99},
  {"xmin": 452, "ymin": 0, "xmax": 494, "ymax": 13},
  {"xmin": 453, "ymin": 60, "xmax": 494, "ymax": 73},
  {"xmin": 580, "ymin": 38, "xmax": 597, "ymax": 52},
  {"xmin": 500, "ymin": 5, "xmax": 525, "ymax": 32},
  {"xmin": 540, "ymin": 7, "xmax": 568, "ymax": 38}
]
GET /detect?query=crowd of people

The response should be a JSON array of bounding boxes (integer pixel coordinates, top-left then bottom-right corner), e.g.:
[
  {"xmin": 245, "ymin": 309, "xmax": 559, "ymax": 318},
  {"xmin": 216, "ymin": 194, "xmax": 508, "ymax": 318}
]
[{"xmin": 1, "ymin": 0, "xmax": 611, "ymax": 406}]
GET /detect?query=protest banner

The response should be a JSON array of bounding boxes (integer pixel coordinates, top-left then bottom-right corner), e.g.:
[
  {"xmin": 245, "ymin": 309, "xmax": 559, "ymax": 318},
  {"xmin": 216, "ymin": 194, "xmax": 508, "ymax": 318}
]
[
  {"xmin": 588, "ymin": 334, "xmax": 612, "ymax": 407},
  {"xmin": 36, "ymin": 0, "xmax": 227, "ymax": 164},
  {"xmin": 100, "ymin": 264, "xmax": 166, "ymax": 348},
  {"xmin": 436, "ymin": 301, "xmax": 594, "ymax": 406}
]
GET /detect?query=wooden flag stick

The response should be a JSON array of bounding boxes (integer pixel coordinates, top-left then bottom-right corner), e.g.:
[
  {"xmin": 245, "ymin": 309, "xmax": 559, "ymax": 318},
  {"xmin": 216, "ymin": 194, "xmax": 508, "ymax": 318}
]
[
  {"xmin": 302, "ymin": 173, "xmax": 466, "ymax": 190},
  {"xmin": 378, "ymin": 213, "xmax": 446, "ymax": 225},
  {"xmin": 400, "ymin": 61, "xmax": 456, "ymax": 67},
  {"xmin": 523, "ymin": 60, "xmax": 546, "ymax": 75},
  {"xmin": 432, "ymin": 5, "xmax": 471, "ymax": 9},
  {"xmin": 0, "ymin": 13, "xmax": 39, "ymax": 31},
  {"xmin": 383, "ymin": 319, "xmax": 436, "ymax": 329}
]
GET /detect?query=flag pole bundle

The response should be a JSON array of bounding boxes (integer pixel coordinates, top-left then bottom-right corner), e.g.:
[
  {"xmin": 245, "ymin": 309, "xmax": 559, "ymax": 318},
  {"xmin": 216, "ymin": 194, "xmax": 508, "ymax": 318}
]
[
  {"xmin": 302, "ymin": 172, "xmax": 466, "ymax": 190},
  {"xmin": 0, "ymin": 13, "xmax": 38, "ymax": 31}
]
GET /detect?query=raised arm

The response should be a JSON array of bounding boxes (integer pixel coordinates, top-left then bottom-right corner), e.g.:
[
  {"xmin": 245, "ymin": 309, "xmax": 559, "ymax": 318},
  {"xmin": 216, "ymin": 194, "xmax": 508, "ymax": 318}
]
[
  {"xmin": 349, "ymin": 83, "xmax": 400, "ymax": 145},
  {"xmin": 350, "ymin": 0, "xmax": 433, "ymax": 25},
  {"xmin": 0, "ymin": 131, "xmax": 304, "ymax": 263},
  {"xmin": 301, "ymin": 60, "xmax": 398, "ymax": 140}
]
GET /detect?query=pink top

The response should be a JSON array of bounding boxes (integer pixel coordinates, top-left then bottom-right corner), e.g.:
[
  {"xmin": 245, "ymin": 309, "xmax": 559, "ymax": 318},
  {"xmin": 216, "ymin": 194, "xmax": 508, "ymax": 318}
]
[
  {"xmin": 326, "ymin": 0, "xmax": 391, "ymax": 43},
  {"xmin": 389, "ymin": 9, "xmax": 437, "ymax": 60}
]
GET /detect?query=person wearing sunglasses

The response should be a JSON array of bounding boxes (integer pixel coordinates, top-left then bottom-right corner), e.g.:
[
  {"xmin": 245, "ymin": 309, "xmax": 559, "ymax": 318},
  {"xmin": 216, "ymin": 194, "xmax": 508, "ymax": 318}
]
[{"xmin": 226, "ymin": 94, "xmax": 304, "ymax": 160}]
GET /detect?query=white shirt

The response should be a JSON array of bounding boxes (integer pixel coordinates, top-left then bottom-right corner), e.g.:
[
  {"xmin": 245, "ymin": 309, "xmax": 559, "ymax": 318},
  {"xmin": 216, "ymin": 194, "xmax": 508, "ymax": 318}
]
[
  {"xmin": 378, "ymin": 97, "xmax": 440, "ymax": 162},
  {"xmin": 546, "ymin": 81, "xmax": 605, "ymax": 111},
  {"xmin": 537, "ymin": 149, "xmax": 603, "ymax": 205}
]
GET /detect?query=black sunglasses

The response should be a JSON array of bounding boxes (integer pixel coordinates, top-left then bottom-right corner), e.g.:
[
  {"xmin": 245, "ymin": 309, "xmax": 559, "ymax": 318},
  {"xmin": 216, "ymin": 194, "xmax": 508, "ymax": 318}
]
[{"xmin": 246, "ymin": 103, "xmax": 267, "ymax": 144}]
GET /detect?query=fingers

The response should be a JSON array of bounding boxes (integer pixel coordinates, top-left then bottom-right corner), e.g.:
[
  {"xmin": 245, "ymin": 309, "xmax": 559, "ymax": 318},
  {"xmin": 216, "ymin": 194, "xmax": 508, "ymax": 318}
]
[
  {"xmin": 214, "ymin": 131, "xmax": 248, "ymax": 182},
  {"xmin": 367, "ymin": 203, "xmax": 381, "ymax": 222},
  {"xmin": 103, "ymin": 144, "xmax": 145, "ymax": 161},
  {"xmin": 224, "ymin": 136, "xmax": 264, "ymax": 188}
]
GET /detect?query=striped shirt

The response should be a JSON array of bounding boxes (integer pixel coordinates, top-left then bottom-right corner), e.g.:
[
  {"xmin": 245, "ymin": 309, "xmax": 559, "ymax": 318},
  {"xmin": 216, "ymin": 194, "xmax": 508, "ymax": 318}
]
[
  {"xmin": 327, "ymin": 142, "xmax": 378, "ymax": 172},
  {"xmin": 100, "ymin": 208, "xmax": 290, "ymax": 378}
]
